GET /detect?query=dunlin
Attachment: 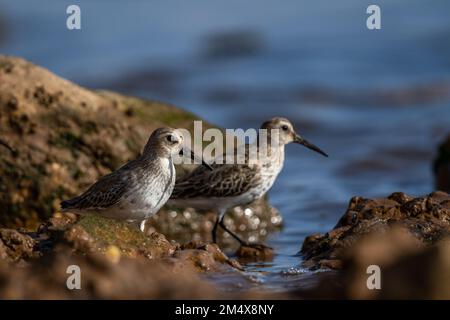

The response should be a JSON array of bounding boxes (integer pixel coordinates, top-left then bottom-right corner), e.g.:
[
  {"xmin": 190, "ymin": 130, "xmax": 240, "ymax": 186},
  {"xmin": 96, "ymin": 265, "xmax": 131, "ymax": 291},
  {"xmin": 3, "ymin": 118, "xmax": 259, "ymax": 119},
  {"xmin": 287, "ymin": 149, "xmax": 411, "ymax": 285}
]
[
  {"xmin": 169, "ymin": 117, "xmax": 328, "ymax": 246},
  {"xmin": 61, "ymin": 127, "xmax": 211, "ymax": 232}
]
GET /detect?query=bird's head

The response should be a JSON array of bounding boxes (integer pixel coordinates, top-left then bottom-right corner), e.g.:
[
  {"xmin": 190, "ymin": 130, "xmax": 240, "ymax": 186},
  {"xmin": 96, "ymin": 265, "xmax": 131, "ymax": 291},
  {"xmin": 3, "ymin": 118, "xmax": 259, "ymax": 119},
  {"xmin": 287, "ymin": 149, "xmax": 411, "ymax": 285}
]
[
  {"xmin": 261, "ymin": 117, "xmax": 328, "ymax": 157},
  {"xmin": 144, "ymin": 127, "xmax": 212, "ymax": 170},
  {"xmin": 145, "ymin": 127, "xmax": 184, "ymax": 157}
]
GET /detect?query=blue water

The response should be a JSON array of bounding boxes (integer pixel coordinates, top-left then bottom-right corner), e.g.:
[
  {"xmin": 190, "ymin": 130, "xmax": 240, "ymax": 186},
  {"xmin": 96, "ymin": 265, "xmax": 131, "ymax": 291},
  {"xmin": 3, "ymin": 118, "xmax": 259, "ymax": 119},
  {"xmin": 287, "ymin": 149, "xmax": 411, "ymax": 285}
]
[{"xmin": 1, "ymin": 0, "xmax": 450, "ymax": 291}]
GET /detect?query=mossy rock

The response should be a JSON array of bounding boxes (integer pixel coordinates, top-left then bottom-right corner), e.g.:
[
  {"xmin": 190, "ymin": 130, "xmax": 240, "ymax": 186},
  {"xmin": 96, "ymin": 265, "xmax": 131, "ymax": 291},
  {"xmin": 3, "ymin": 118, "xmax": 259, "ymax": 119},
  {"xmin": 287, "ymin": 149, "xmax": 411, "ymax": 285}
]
[{"xmin": 64, "ymin": 214, "xmax": 176, "ymax": 259}]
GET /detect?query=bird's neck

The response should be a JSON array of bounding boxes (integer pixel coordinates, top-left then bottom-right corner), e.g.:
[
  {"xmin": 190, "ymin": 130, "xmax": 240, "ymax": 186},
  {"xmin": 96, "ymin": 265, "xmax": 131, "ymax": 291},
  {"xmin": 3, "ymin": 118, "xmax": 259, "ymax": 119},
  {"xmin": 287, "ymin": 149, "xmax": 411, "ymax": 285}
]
[
  {"xmin": 141, "ymin": 143, "xmax": 171, "ymax": 161},
  {"xmin": 245, "ymin": 140, "xmax": 285, "ymax": 167},
  {"xmin": 138, "ymin": 153, "xmax": 174, "ymax": 182},
  {"xmin": 159, "ymin": 155, "xmax": 174, "ymax": 171},
  {"xmin": 269, "ymin": 143, "xmax": 285, "ymax": 168}
]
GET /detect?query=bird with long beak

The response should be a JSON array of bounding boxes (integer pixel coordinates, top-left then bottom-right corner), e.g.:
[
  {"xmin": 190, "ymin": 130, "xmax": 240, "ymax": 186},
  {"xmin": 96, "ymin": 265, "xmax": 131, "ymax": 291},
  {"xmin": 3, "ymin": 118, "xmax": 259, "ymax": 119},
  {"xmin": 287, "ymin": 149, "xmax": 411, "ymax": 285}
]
[
  {"xmin": 169, "ymin": 117, "xmax": 328, "ymax": 247},
  {"xmin": 61, "ymin": 127, "xmax": 211, "ymax": 232}
]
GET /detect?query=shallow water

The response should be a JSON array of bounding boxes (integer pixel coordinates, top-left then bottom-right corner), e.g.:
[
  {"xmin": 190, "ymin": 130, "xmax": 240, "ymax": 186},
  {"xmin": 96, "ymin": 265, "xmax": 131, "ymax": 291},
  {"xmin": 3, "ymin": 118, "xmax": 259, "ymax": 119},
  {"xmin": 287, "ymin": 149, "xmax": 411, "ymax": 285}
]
[{"xmin": 1, "ymin": 0, "xmax": 450, "ymax": 292}]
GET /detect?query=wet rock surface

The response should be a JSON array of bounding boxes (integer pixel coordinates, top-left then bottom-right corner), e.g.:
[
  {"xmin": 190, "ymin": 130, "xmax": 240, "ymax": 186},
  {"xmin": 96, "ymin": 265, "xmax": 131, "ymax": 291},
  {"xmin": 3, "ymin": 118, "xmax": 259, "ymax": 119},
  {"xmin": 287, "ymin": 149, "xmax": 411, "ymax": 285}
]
[
  {"xmin": 295, "ymin": 191, "xmax": 450, "ymax": 299},
  {"xmin": 0, "ymin": 229, "xmax": 38, "ymax": 263},
  {"xmin": 296, "ymin": 228, "xmax": 450, "ymax": 299},
  {"xmin": 0, "ymin": 212, "xmax": 259, "ymax": 299},
  {"xmin": 0, "ymin": 249, "xmax": 221, "ymax": 299},
  {"xmin": 301, "ymin": 191, "xmax": 450, "ymax": 270},
  {"xmin": 0, "ymin": 213, "xmax": 288, "ymax": 299},
  {"xmin": 340, "ymin": 228, "xmax": 450, "ymax": 299},
  {"xmin": 55, "ymin": 214, "xmax": 176, "ymax": 259}
]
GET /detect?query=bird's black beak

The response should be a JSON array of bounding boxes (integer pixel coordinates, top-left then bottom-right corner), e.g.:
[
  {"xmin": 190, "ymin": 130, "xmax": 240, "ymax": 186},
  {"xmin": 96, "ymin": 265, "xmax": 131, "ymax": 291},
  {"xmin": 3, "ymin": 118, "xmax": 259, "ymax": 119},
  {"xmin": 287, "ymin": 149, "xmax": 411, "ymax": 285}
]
[
  {"xmin": 179, "ymin": 148, "xmax": 213, "ymax": 170},
  {"xmin": 294, "ymin": 134, "xmax": 328, "ymax": 157}
]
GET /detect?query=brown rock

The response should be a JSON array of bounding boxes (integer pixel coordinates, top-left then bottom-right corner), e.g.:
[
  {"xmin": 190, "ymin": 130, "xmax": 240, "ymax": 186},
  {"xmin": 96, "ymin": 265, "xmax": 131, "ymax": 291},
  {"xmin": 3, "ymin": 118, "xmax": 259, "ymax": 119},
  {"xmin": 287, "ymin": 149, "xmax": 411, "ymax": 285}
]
[
  {"xmin": 173, "ymin": 242, "xmax": 242, "ymax": 271},
  {"xmin": 0, "ymin": 249, "xmax": 220, "ymax": 299},
  {"xmin": 296, "ymin": 230, "xmax": 450, "ymax": 299},
  {"xmin": 301, "ymin": 192, "xmax": 450, "ymax": 270},
  {"xmin": 0, "ymin": 229, "xmax": 38, "ymax": 263},
  {"xmin": 235, "ymin": 244, "xmax": 274, "ymax": 262},
  {"xmin": 0, "ymin": 211, "xmax": 253, "ymax": 298},
  {"xmin": 342, "ymin": 226, "xmax": 424, "ymax": 299}
]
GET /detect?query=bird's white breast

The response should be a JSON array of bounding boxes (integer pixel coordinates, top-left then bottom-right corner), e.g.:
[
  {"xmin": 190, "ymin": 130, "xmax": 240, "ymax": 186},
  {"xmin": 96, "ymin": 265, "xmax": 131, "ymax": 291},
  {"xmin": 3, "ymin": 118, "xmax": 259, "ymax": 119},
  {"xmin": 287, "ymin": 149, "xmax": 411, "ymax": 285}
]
[
  {"xmin": 250, "ymin": 146, "xmax": 285, "ymax": 198},
  {"xmin": 106, "ymin": 157, "xmax": 175, "ymax": 221}
]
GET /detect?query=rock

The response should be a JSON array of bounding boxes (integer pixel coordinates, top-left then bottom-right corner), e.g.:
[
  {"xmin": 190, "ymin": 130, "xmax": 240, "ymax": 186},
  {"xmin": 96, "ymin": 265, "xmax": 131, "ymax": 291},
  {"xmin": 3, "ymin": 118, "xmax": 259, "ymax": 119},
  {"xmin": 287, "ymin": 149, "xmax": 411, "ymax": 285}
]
[
  {"xmin": 0, "ymin": 228, "xmax": 38, "ymax": 263},
  {"xmin": 172, "ymin": 243, "xmax": 243, "ymax": 272},
  {"xmin": 372, "ymin": 237, "xmax": 450, "ymax": 299},
  {"xmin": 0, "ymin": 215, "xmax": 290, "ymax": 299},
  {"xmin": 64, "ymin": 215, "xmax": 176, "ymax": 259},
  {"xmin": 0, "ymin": 245, "xmax": 286, "ymax": 299},
  {"xmin": 35, "ymin": 213, "xmax": 246, "ymax": 272},
  {"xmin": 0, "ymin": 211, "xmax": 256, "ymax": 298},
  {"xmin": 340, "ymin": 227, "xmax": 450, "ymax": 299},
  {"xmin": 434, "ymin": 134, "xmax": 450, "ymax": 192},
  {"xmin": 300, "ymin": 191, "xmax": 450, "ymax": 270},
  {"xmin": 296, "ymin": 229, "xmax": 450, "ymax": 299},
  {"xmin": 0, "ymin": 209, "xmax": 246, "ymax": 269},
  {"xmin": 296, "ymin": 191, "xmax": 450, "ymax": 299},
  {"xmin": 0, "ymin": 249, "xmax": 221, "ymax": 299},
  {"xmin": 235, "ymin": 244, "xmax": 274, "ymax": 262}
]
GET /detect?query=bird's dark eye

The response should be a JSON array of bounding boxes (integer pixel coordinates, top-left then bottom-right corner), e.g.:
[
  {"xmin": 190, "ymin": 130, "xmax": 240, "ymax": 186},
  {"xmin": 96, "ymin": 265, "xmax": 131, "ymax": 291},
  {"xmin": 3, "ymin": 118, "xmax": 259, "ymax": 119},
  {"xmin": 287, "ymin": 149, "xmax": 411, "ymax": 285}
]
[
  {"xmin": 281, "ymin": 125, "xmax": 289, "ymax": 131},
  {"xmin": 167, "ymin": 135, "xmax": 174, "ymax": 142}
]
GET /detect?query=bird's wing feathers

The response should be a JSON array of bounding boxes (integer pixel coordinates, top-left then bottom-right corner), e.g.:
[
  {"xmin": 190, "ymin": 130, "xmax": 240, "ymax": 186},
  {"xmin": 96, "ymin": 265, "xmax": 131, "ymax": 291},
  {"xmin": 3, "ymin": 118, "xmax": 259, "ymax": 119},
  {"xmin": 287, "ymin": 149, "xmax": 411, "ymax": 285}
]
[
  {"xmin": 172, "ymin": 163, "xmax": 260, "ymax": 198},
  {"xmin": 61, "ymin": 172, "xmax": 129, "ymax": 210}
]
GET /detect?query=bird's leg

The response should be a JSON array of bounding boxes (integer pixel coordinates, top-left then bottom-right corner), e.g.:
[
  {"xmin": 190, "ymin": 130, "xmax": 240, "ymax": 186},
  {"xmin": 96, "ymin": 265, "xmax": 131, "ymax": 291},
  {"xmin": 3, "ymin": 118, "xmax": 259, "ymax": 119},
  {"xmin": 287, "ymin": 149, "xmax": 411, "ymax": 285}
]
[
  {"xmin": 219, "ymin": 219, "xmax": 248, "ymax": 245},
  {"xmin": 218, "ymin": 209, "xmax": 273, "ymax": 249},
  {"xmin": 212, "ymin": 215, "xmax": 220, "ymax": 243},
  {"xmin": 212, "ymin": 208, "xmax": 226, "ymax": 243},
  {"xmin": 215, "ymin": 209, "xmax": 248, "ymax": 246},
  {"xmin": 213, "ymin": 209, "xmax": 272, "ymax": 249}
]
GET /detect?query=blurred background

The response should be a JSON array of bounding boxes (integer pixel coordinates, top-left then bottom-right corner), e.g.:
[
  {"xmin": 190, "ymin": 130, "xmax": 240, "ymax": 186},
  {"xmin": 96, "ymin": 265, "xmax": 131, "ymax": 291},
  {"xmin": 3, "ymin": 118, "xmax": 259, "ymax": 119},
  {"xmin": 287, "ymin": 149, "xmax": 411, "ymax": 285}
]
[{"xmin": 0, "ymin": 0, "xmax": 449, "ymax": 282}]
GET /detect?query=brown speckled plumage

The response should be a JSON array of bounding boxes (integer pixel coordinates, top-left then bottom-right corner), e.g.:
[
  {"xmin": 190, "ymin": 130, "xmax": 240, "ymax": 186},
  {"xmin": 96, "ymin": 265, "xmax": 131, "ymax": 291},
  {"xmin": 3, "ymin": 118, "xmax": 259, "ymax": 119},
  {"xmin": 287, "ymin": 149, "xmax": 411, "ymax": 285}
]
[
  {"xmin": 172, "ymin": 158, "xmax": 261, "ymax": 199},
  {"xmin": 169, "ymin": 117, "xmax": 328, "ymax": 245}
]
